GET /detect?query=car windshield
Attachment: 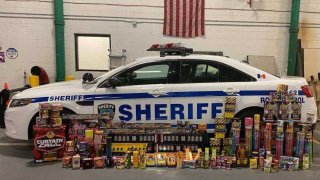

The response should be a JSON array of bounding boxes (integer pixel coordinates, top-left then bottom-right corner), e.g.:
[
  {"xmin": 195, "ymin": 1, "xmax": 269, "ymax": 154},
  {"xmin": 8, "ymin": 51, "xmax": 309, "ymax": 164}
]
[{"xmin": 89, "ymin": 65, "xmax": 127, "ymax": 84}]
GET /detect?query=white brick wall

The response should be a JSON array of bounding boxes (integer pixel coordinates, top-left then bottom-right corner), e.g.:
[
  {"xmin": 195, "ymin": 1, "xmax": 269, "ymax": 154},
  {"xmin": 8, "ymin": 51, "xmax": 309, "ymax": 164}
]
[{"xmin": 0, "ymin": 0, "xmax": 320, "ymax": 88}]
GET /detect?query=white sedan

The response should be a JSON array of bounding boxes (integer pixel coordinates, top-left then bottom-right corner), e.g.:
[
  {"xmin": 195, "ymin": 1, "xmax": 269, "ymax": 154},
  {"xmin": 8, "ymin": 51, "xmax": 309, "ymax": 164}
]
[{"xmin": 5, "ymin": 52, "xmax": 317, "ymax": 140}]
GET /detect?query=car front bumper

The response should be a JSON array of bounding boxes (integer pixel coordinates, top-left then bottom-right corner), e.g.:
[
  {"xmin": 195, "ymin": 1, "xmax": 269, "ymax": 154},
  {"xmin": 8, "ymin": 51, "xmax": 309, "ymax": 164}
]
[{"xmin": 5, "ymin": 104, "xmax": 38, "ymax": 140}]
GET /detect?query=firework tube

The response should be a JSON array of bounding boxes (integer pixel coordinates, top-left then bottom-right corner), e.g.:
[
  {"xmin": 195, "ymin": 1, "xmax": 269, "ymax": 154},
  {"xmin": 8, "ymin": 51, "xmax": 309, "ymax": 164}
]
[
  {"xmin": 232, "ymin": 128, "xmax": 240, "ymax": 155},
  {"xmin": 295, "ymin": 132, "xmax": 305, "ymax": 158},
  {"xmin": 305, "ymin": 133, "xmax": 313, "ymax": 162},
  {"xmin": 245, "ymin": 117, "xmax": 253, "ymax": 154},
  {"xmin": 285, "ymin": 131, "xmax": 294, "ymax": 156},
  {"xmin": 264, "ymin": 123, "xmax": 272, "ymax": 151},
  {"xmin": 276, "ymin": 138, "xmax": 283, "ymax": 160},
  {"xmin": 253, "ymin": 129, "xmax": 260, "ymax": 151}
]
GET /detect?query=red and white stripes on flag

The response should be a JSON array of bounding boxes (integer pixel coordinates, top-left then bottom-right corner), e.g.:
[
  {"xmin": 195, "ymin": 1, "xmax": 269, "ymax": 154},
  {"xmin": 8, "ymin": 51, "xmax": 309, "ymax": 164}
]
[{"xmin": 163, "ymin": 0, "xmax": 205, "ymax": 38}]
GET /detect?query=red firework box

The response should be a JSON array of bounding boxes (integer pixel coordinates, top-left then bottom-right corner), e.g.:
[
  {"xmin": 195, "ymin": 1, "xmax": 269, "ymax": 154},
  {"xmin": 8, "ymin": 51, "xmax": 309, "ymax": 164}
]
[{"xmin": 33, "ymin": 125, "xmax": 66, "ymax": 163}]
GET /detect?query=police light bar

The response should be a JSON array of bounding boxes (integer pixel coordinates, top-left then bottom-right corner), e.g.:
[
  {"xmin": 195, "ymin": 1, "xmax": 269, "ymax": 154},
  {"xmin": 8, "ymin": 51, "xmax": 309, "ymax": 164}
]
[
  {"xmin": 147, "ymin": 43, "xmax": 193, "ymax": 57},
  {"xmin": 148, "ymin": 43, "xmax": 183, "ymax": 50}
]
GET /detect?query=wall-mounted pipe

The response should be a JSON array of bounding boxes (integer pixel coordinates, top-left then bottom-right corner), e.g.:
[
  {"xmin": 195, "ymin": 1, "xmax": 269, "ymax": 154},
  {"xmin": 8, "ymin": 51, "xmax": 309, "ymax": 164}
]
[
  {"xmin": 287, "ymin": 0, "xmax": 301, "ymax": 76},
  {"xmin": 54, "ymin": 0, "xmax": 65, "ymax": 82}
]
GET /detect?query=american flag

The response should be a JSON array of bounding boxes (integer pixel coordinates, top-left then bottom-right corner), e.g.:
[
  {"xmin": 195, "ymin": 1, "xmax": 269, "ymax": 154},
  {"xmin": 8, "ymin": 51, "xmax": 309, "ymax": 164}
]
[{"xmin": 163, "ymin": 0, "xmax": 205, "ymax": 37}]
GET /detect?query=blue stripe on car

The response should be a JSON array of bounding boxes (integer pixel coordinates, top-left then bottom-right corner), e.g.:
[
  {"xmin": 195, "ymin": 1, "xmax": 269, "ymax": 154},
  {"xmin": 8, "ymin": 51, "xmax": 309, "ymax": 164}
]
[{"xmin": 31, "ymin": 90, "xmax": 306, "ymax": 103}]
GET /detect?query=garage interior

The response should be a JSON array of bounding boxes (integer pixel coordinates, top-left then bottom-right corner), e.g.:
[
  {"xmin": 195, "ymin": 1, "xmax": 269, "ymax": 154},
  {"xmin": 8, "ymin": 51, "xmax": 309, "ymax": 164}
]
[{"xmin": 1, "ymin": 0, "xmax": 320, "ymax": 180}]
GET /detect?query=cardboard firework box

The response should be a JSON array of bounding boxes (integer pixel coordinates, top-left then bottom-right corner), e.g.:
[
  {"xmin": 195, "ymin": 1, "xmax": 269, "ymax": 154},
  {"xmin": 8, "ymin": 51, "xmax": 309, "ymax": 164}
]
[{"xmin": 33, "ymin": 125, "xmax": 66, "ymax": 163}]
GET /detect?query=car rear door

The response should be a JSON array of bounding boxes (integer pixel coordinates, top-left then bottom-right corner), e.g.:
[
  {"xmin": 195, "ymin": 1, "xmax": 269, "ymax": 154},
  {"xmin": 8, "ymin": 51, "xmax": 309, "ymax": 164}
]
[
  {"xmin": 93, "ymin": 60, "xmax": 177, "ymax": 123},
  {"xmin": 170, "ymin": 59, "xmax": 255, "ymax": 130}
]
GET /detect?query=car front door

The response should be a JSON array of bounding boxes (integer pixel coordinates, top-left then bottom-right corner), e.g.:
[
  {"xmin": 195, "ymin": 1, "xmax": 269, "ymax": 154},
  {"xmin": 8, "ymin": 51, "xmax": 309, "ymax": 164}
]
[
  {"xmin": 170, "ymin": 60, "xmax": 255, "ymax": 131},
  {"xmin": 93, "ymin": 61, "xmax": 176, "ymax": 124}
]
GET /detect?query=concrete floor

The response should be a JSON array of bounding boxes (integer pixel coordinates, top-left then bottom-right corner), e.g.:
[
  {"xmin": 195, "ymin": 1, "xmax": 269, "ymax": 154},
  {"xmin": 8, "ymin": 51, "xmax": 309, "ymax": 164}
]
[{"xmin": 0, "ymin": 125, "xmax": 320, "ymax": 180}]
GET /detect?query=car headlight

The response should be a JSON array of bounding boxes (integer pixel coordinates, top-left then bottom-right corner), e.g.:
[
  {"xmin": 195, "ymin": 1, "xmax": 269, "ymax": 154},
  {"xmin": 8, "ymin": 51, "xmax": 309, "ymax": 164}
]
[{"xmin": 9, "ymin": 99, "xmax": 33, "ymax": 107}]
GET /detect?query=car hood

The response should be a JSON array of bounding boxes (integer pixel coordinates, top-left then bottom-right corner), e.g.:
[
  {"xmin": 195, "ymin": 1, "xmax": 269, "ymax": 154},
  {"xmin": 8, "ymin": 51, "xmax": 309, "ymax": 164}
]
[{"xmin": 12, "ymin": 80, "xmax": 93, "ymax": 99}]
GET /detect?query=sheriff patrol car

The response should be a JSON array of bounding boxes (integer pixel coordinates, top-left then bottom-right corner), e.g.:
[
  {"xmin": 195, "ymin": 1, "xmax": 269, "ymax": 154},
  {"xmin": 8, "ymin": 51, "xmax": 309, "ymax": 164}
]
[{"xmin": 4, "ymin": 46, "xmax": 317, "ymax": 140}]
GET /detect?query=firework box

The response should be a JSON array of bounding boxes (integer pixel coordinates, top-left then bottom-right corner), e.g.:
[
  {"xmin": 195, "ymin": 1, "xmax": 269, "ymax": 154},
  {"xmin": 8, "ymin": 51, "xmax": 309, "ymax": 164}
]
[
  {"xmin": 277, "ymin": 84, "xmax": 288, "ymax": 93},
  {"xmin": 177, "ymin": 151, "xmax": 183, "ymax": 168},
  {"xmin": 146, "ymin": 153, "xmax": 156, "ymax": 167},
  {"xmin": 94, "ymin": 157, "xmax": 105, "ymax": 168},
  {"xmin": 82, "ymin": 158, "xmax": 94, "ymax": 169},
  {"xmin": 291, "ymin": 102, "xmax": 301, "ymax": 120},
  {"xmin": 156, "ymin": 153, "xmax": 167, "ymax": 167},
  {"xmin": 303, "ymin": 154, "xmax": 310, "ymax": 170},
  {"xmin": 250, "ymin": 158, "xmax": 258, "ymax": 169},
  {"xmin": 167, "ymin": 153, "xmax": 177, "ymax": 167},
  {"xmin": 280, "ymin": 156, "xmax": 300, "ymax": 170},
  {"xmin": 264, "ymin": 159, "xmax": 271, "ymax": 173},
  {"xmin": 62, "ymin": 156, "xmax": 72, "ymax": 168},
  {"xmin": 133, "ymin": 151, "xmax": 139, "ymax": 168},
  {"xmin": 182, "ymin": 160, "xmax": 196, "ymax": 169},
  {"xmin": 72, "ymin": 155, "xmax": 81, "ymax": 169},
  {"xmin": 33, "ymin": 125, "xmax": 66, "ymax": 163},
  {"xmin": 139, "ymin": 150, "xmax": 146, "ymax": 169},
  {"xmin": 264, "ymin": 102, "xmax": 278, "ymax": 121}
]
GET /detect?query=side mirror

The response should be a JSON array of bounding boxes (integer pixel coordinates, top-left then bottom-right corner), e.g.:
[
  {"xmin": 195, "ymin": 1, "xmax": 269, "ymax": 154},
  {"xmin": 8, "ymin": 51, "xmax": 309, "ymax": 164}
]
[{"xmin": 108, "ymin": 77, "xmax": 120, "ymax": 88}]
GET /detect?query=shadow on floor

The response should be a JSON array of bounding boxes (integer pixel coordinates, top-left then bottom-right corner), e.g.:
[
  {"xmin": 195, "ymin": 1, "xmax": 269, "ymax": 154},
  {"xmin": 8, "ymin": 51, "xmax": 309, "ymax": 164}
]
[{"xmin": 0, "ymin": 145, "xmax": 33, "ymax": 159}]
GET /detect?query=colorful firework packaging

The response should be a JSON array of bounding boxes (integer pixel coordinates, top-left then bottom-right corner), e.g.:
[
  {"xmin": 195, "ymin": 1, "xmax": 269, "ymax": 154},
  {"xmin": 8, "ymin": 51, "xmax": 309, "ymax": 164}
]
[
  {"xmin": 94, "ymin": 157, "xmax": 105, "ymax": 168},
  {"xmin": 167, "ymin": 153, "xmax": 177, "ymax": 167},
  {"xmin": 139, "ymin": 150, "xmax": 146, "ymax": 169},
  {"xmin": 133, "ymin": 151, "xmax": 139, "ymax": 168},
  {"xmin": 31, "ymin": 89, "xmax": 313, "ymax": 173},
  {"xmin": 33, "ymin": 125, "xmax": 66, "ymax": 163},
  {"xmin": 156, "ymin": 153, "xmax": 167, "ymax": 167},
  {"xmin": 146, "ymin": 153, "xmax": 156, "ymax": 167},
  {"xmin": 82, "ymin": 158, "xmax": 94, "ymax": 169},
  {"xmin": 72, "ymin": 155, "xmax": 81, "ymax": 170},
  {"xmin": 62, "ymin": 156, "xmax": 72, "ymax": 168},
  {"xmin": 124, "ymin": 151, "xmax": 132, "ymax": 168}
]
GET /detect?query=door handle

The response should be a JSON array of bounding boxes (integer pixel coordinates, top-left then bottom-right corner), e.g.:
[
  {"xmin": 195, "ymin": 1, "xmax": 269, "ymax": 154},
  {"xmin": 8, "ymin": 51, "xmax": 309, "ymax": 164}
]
[
  {"xmin": 148, "ymin": 90, "xmax": 169, "ymax": 97},
  {"xmin": 223, "ymin": 88, "xmax": 240, "ymax": 96}
]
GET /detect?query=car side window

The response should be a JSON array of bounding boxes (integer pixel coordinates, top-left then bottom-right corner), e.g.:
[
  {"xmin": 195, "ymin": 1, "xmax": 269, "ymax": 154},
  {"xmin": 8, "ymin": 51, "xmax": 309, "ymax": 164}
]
[
  {"xmin": 194, "ymin": 64, "xmax": 219, "ymax": 83},
  {"xmin": 116, "ymin": 63, "xmax": 170, "ymax": 86},
  {"xmin": 219, "ymin": 63, "xmax": 255, "ymax": 82},
  {"xmin": 180, "ymin": 61, "xmax": 219, "ymax": 83},
  {"xmin": 179, "ymin": 60, "xmax": 255, "ymax": 83}
]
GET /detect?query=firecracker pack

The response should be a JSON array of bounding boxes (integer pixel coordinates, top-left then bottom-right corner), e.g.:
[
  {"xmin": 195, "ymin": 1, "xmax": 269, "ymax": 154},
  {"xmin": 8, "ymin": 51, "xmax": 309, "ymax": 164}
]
[
  {"xmin": 210, "ymin": 138, "xmax": 221, "ymax": 151},
  {"xmin": 156, "ymin": 153, "xmax": 167, "ymax": 167},
  {"xmin": 215, "ymin": 117, "xmax": 226, "ymax": 139},
  {"xmin": 278, "ymin": 102, "xmax": 289, "ymax": 120},
  {"xmin": 167, "ymin": 153, "xmax": 177, "ymax": 167},
  {"xmin": 182, "ymin": 160, "xmax": 196, "ymax": 169},
  {"xmin": 225, "ymin": 97, "xmax": 237, "ymax": 119},
  {"xmin": 68, "ymin": 117, "xmax": 99, "ymax": 141},
  {"xmin": 264, "ymin": 101, "xmax": 278, "ymax": 121},
  {"xmin": 33, "ymin": 125, "xmax": 66, "ymax": 163},
  {"xmin": 236, "ymin": 144, "xmax": 248, "ymax": 167},
  {"xmin": 291, "ymin": 102, "xmax": 302, "ymax": 120},
  {"xmin": 280, "ymin": 156, "xmax": 300, "ymax": 171},
  {"xmin": 146, "ymin": 153, "xmax": 156, "ymax": 167},
  {"xmin": 94, "ymin": 157, "xmax": 105, "ymax": 168},
  {"xmin": 277, "ymin": 84, "xmax": 288, "ymax": 93},
  {"xmin": 62, "ymin": 156, "xmax": 72, "ymax": 168},
  {"xmin": 37, "ymin": 103, "xmax": 63, "ymax": 127},
  {"xmin": 139, "ymin": 150, "xmax": 146, "ymax": 169},
  {"xmin": 250, "ymin": 158, "xmax": 258, "ymax": 169},
  {"xmin": 72, "ymin": 154, "xmax": 81, "ymax": 169}
]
